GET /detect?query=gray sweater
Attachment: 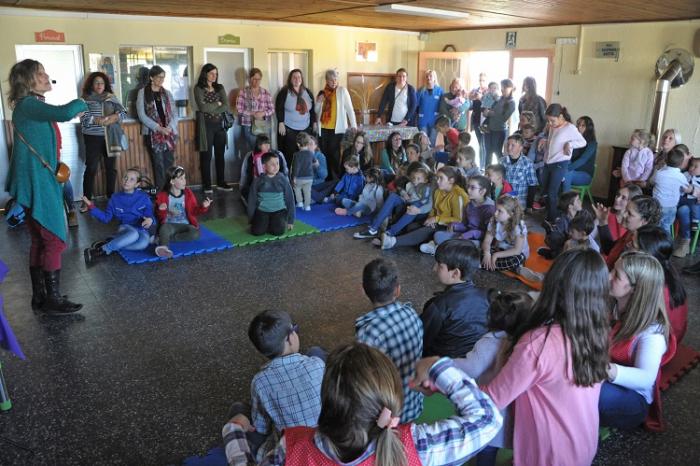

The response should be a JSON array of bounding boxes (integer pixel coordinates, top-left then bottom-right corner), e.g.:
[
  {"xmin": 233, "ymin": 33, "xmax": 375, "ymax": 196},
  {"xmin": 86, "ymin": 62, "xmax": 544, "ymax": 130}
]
[{"xmin": 291, "ymin": 149, "xmax": 315, "ymax": 179}]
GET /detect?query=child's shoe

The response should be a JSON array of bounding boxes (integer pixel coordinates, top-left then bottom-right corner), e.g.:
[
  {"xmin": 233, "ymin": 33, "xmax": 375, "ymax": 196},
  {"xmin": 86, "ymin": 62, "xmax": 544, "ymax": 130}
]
[
  {"xmin": 304, "ymin": 205, "xmax": 311, "ymax": 211},
  {"xmin": 84, "ymin": 246, "xmax": 105, "ymax": 267},
  {"xmin": 296, "ymin": 202, "xmax": 304, "ymax": 208},
  {"xmin": 67, "ymin": 210, "xmax": 79, "ymax": 228},
  {"xmin": 380, "ymin": 232, "xmax": 396, "ymax": 250},
  {"xmin": 537, "ymin": 247, "xmax": 556, "ymax": 260},
  {"xmin": 419, "ymin": 241, "xmax": 437, "ymax": 255},
  {"xmin": 354, "ymin": 228, "xmax": 378, "ymax": 239},
  {"xmin": 371, "ymin": 238, "xmax": 382, "ymax": 247},
  {"xmin": 518, "ymin": 266, "xmax": 544, "ymax": 282},
  {"xmin": 353, "ymin": 211, "xmax": 363, "ymax": 218},
  {"xmin": 335, "ymin": 207, "xmax": 348, "ymax": 216},
  {"xmin": 323, "ymin": 197, "xmax": 331, "ymax": 203},
  {"xmin": 672, "ymin": 238, "xmax": 690, "ymax": 258},
  {"xmin": 155, "ymin": 245, "xmax": 174, "ymax": 259},
  {"xmin": 91, "ymin": 237, "xmax": 112, "ymax": 250}
]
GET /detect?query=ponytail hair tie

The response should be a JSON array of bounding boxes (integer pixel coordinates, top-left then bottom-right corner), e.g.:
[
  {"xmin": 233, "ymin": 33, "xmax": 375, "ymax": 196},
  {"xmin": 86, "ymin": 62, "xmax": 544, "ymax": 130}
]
[{"xmin": 376, "ymin": 407, "xmax": 400, "ymax": 429}]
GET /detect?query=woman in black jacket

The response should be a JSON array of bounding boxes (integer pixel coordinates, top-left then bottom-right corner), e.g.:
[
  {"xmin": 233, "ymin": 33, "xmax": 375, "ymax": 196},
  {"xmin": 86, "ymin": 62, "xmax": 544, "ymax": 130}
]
[{"xmin": 275, "ymin": 69, "xmax": 316, "ymax": 167}]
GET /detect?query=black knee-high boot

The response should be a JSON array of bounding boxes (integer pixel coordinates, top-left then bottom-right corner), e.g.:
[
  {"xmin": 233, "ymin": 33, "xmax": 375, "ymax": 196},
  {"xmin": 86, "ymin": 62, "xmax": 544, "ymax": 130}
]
[
  {"xmin": 30, "ymin": 266, "xmax": 45, "ymax": 311},
  {"xmin": 42, "ymin": 270, "xmax": 82, "ymax": 315}
]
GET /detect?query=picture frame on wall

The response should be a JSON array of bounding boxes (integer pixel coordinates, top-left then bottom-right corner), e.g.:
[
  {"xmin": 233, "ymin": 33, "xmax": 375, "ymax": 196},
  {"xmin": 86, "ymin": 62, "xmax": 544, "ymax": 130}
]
[
  {"xmin": 88, "ymin": 53, "xmax": 118, "ymax": 87},
  {"xmin": 355, "ymin": 42, "xmax": 378, "ymax": 62}
]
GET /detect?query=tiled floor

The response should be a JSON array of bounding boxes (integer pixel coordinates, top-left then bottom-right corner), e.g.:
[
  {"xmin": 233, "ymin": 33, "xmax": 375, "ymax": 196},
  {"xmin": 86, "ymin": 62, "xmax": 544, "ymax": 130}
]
[{"xmin": 0, "ymin": 190, "xmax": 698, "ymax": 465}]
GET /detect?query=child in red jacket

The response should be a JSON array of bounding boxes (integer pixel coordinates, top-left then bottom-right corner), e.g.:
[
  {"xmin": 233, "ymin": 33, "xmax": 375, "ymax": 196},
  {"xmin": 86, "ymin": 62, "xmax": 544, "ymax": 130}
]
[{"xmin": 155, "ymin": 166, "xmax": 212, "ymax": 258}]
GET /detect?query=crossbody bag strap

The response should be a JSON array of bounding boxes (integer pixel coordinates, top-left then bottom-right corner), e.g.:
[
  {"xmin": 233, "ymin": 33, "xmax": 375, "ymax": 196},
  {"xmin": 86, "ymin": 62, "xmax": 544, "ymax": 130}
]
[{"xmin": 12, "ymin": 124, "xmax": 55, "ymax": 174}]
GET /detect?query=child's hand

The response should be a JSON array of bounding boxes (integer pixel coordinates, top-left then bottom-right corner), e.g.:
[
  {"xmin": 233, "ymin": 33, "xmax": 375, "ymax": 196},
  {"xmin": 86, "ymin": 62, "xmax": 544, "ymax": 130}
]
[
  {"xmin": 410, "ymin": 356, "xmax": 441, "ymax": 395},
  {"xmin": 227, "ymin": 414, "xmax": 255, "ymax": 432},
  {"xmin": 482, "ymin": 252, "xmax": 494, "ymax": 271},
  {"xmin": 81, "ymin": 196, "xmax": 93, "ymax": 208},
  {"xmin": 406, "ymin": 206, "xmax": 420, "ymax": 215},
  {"xmin": 592, "ymin": 203, "xmax": 610, "ymax": 225},
  {"xmin": 158, "ymin": 203, "xmax": 167, "ymax": 211},
  {"xmin": 424, "ymin": 216, "xmax": 437, "ymax": 227},
  {"xmin": 141, "ymin": 217, "xmax": 153, "ymax": 229},
  {"xmin": 489, "ymin": 252, "xmax": 500, "ymax": 270},
  {"xmin": 537, "ymin": 139, "xmax": 548, "ymax": 152},
  {"xmin": 202, "ymin": 197, "xmax": 212, "ymax": 208},
  {"xmin": 612, "ymin": 168, "xmax": 621, "ymax": 178},
  {"xmin": 287, "ymin": 223, "xmax": 294, "ymax": 231},
  {"xmin": 563, "ymin": 142, "xmax": 572, "ymax": 156}
]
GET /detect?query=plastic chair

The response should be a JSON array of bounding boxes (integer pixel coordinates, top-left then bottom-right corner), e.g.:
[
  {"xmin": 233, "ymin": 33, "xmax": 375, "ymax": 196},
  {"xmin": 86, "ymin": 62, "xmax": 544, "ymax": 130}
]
[
  {"xmin": 571, "ymin": 165, "xmax": 596, "ymax": 205},
  {"xmin": 691, "ymin": 227, "xmax": 700, "ymax": 255}
]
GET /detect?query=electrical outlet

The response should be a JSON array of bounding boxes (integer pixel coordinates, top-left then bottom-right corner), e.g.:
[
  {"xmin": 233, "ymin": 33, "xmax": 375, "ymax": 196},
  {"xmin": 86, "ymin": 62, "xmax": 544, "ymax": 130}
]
[{"xmin": 555, "ymin": 37, "xmax": 578, "ymax": 45}]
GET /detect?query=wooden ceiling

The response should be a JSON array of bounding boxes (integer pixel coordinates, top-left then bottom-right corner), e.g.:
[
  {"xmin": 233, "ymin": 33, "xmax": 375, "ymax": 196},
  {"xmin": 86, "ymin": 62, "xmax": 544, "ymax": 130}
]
[{"xmin": 2, "ymin": 0, "xmax": 699, "ymax": 31}]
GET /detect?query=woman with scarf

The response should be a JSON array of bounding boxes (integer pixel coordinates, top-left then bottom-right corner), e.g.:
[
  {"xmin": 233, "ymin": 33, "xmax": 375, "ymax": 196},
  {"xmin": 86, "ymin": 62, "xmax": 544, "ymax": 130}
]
[
  {"xmin": 79, "ymin": 71, "xmax": 127, "ymax": 211},
  {"xmin": 236, "ymin": 67, "xmax": 274, "ymax": 154},
  {"xmin": 194, "ymin": 63, "xmax": 232, "ymax": 194},
  {"xmin": 6, "ymin": 59, "xmax": 87, "ymax": 315},
  {"xmin": 137, "ymin": 65, "xmax": 178, "ymax": 190},
  {"xmin": 275, "ymin": 69, "xmax": 316, "ymax": 167},
  {"xmin": 315, "ymin": 69, "xmax": 356, "ymax": 180}
]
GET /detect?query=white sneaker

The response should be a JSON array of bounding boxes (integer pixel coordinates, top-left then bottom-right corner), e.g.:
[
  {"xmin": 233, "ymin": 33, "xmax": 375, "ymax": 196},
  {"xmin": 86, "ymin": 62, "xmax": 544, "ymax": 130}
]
[
  {"xmin": 419, "ymin": 241, "xmax": 437, "ymax": 255},
  {"xmin": 304, "ymin": 206, "xmax": 311, "ymax": 211},
  {"xmin": 323, "ymin": 197, "xmax": 330, "ymax": 203},
  {"xmin": 381, "ymin": 233, "xmax": 397, "ymax": 250},
  {"xmin": 155, "ymin": 245, "xmax": 173, "ymax": 259},
  {"xmin": 296, "ymin": 202, "xmax": 304, "ymax": 208},
  {"xmin": 518, "ymin": 266, "xmax": 543, "ymax": 282}
]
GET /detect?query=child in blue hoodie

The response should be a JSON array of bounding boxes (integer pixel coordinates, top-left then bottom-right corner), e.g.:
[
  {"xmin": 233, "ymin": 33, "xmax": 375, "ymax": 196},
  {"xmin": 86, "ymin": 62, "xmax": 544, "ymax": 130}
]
[
  {"xmin": 83, "ymin": 167, "xmax": 155, "ymax": 266},
  {"xmin": 324, "ymin": 156, "xmax": 365, "ymax": 206}
]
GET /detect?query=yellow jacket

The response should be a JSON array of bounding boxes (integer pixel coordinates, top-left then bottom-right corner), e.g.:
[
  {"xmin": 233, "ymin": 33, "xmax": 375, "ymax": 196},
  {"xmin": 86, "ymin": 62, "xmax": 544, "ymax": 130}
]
[{"xmin": 431, "ymin": 185, "xmax": 469, "ymax": 225}]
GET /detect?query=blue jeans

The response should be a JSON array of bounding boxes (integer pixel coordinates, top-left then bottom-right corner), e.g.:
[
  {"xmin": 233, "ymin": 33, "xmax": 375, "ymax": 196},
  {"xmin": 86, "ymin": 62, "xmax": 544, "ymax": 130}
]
[
  {"xmin": 341, "ymin": 198, "xmax": 371, "ymax": 216},
  {"xmin": 562, "ymin": 170, "xmax": 592, "ymax": 192},
  {"xmin": 541, "ymin": 161, "xmax": 570, "ymax": 221},
  {"xmin": 103, "ymin": 224, "xmax": 150, "ymax": 254},
  {"xmin": 387, "ymin": 211, "xmax": 426, "ymax": 236},
  {"xmin": 598, "ymin": 381, "xmax": 649, "ymax": 430},
  {"xmin": 420, "ymin": 125, "xmax": 438, "ymax": 147},
  {"xmin": 475, "ymin": 126, "xmax": 487, "ymax": 170},
  {"xmin": 659, "ymin": 206, "xmax": 677, "ymax": 235},
  {"xmin": 484, "ymin": 130, "xmax": 506, "ymax": 167},
  {"xmin": 475, "ymin": 446, "xmax": 499, "ymax": 466},
  {"xmin": 63, "ymin": 179, "xmax": 75, "ymax": 207},
  {"xmin": 370, "ymin": 192, "xmax": 406, "ymax": 232},
  {"xmin": 676, "ymin": 198, "xmax": 700, "ymax": 239}
]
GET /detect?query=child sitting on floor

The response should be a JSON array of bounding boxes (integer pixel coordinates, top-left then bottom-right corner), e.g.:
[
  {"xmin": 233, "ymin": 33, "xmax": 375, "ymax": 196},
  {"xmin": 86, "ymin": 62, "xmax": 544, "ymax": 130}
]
[
  {"xmin": 223, "ymin": 342, "xmax": 503, "ymax": 466},
  {"xmin": 455, "ymin": 147, "xmax": 481, "ymax": 178},
  {"xmin": 247, "ymin": 152, "xmax": 295, "ymax": 236},
  {"xmin": 485, "ymin": 164, "xmax": 513, "ymax": 199},
  {"xmin": 412, "ymin": 130, "xmax": 433, "ymax": 166},
  {"xmin": 538, "ymin": 191, "xmax": 583, "ymax": 259},
  {"xmin": 482, "ymin": 196, "xmax": 542, "ymax": 282},
  {"xmin": 334, "ymin": 168, "xmax": 384, "ymax": 218},
  {"xmin": 421, "ymin": 175, "xmax": 495, "ymax": 254},
  {"xmin": 154, "ymin": 166, "xmax": 212, "ymax": 258},
  {"xmin": 231, "ymin": 309, "xmax": 325, "ymax": 460},
  {"xmin": 356, "ymin": 257, "xmax": 424, "ymax": 423},
  {"xmin": 291, "ymin": 132, "xmax": 316, "ymax": 211},
  {"xmin": 82, "ymin": 167, "xmax": 155, "ymax": 266},
  {"xmin": 323, "ymin": 156, "xmax": 365, "ymax": 206},
  {"xmin": 563, "ymin": 209, "xmax": 599, "ymax": 252},
  {"xmin": 421, "ymin": 240, "xmax": 489, "ymax": 358},
  {"xmin": 500, "ymin": 134, "xmax": 538, "ymax": 208}
]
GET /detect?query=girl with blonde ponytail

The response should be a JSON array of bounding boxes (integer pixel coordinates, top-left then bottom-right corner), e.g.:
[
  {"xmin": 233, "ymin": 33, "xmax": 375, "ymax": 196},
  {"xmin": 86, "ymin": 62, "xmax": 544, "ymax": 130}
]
[{"xmin": 222, "ymin": 342, "xmax": 503, "ymax": 465}]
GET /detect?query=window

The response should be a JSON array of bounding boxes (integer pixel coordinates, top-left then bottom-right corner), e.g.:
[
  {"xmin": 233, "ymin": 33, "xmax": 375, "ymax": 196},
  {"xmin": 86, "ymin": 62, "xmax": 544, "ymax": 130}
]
[{"xmin": 119, "ymin": 46, "xmax": 193, "ymax": 118}]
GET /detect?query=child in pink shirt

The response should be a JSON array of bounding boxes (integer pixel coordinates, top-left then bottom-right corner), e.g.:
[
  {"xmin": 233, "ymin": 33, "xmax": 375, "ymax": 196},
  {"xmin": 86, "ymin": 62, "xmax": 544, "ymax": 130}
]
[{"xmin": 484, "ymin": 248, "xmax": 610, "ymax": 466}]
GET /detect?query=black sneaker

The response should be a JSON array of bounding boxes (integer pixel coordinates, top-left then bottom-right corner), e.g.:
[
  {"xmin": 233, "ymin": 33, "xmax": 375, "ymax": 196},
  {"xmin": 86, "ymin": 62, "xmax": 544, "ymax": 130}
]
[
  {"xmin": 84, "ymin": 246, "xmax": 105, "ymax": 267},
  {"xmin": 353, "ymin": 229, "xmax": 378, "ymax": 239},
  {"xmin": 217, "ymin": 183, "xmax": 234, "ymax": 192},
  {"xmin": 91, "ymin": 237, "xmax": 112, "ymax": 250},
  {"xmin": 537, "ymin": 247, "xmax": 556, "ymax": 260}
]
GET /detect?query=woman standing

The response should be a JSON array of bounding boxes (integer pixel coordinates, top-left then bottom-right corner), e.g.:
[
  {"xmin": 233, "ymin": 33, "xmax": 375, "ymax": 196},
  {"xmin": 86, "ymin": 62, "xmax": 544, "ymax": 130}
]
[
  {"xmin": 275, "ymin": 69, "xmax": 316, "ymax": 167},
  {"xmin": 438, "ymin": 78, "xmax": 470, "ymax": 131},
  {"xmin": 483, "ymin": 79, "xmax": 516, "ymax": 166},
  {"xmin": 6, "ymin": 59, "xmax": 87, "ymax": 315},
  {"xmin": 236, "ymin": 67, "xmax": 274, "ymax": 154},
  {"xmin": 375, "ymin": 68, "xmax": 417, "ymax": 126},
  {"xmin": 518, "ymin": 77, "xmax": 547, "ymax": 133},
  {"xmin": 601, "ymin": 251, "xmax": 675, "ymax": 431},
  {"xmin": 562, "ymin": 116, "xmax": 597, "ymax": 192},
  {"xmin": 79, "ymin": 72, "xmax": 127, "ymax": 211},
  {"xmin": 539, "ymin": 103, "xmax": 586, "ymax": 221},
  {"xmin": 194, "ymin": 63, "xmax": 231, "ymax": 194},
  {"xmin": 315, "ymin": 69, "xmax": 357, "ymax": 180},
  {"xmin": 416, "ymin": 70, "xmax": 443, "ymax": 144},
  {"xmin": 136, "ymin": 65, "xmax": 178, "ymax": 190}
]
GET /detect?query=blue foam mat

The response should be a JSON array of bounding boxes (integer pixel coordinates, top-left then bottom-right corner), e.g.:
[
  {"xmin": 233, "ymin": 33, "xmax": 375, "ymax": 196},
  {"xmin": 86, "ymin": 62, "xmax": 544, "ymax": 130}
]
[
  {"xmin": 182, "ymin": 447, "xmax": 227, "ymax": 466},
  {"xmin": 117, "ymin": 226, "xmax": 234, "ymax": 264},
  {"xmin": 294, "ymin": 204, "xmax": 370, "ymax": 231}
]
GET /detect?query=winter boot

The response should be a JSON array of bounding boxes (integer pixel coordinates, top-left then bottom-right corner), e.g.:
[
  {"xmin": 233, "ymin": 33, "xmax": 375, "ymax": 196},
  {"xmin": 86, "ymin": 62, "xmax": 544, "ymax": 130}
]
[{"xmin": 41, "ymin": 270, "xmax": 82, "ymax": 315}]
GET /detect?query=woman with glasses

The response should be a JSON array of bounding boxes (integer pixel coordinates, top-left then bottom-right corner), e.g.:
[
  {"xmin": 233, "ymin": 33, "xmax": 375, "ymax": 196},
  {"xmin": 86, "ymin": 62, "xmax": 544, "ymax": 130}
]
[{"xmin": 137, "ymin": 65, "xmax": 179, "ymax": 189}]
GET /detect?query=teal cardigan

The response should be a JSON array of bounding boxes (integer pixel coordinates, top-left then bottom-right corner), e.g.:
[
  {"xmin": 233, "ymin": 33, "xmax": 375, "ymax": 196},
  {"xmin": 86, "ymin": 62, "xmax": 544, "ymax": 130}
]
[{"xmin": 7, "ymin": 96, "xmax": 87, "ymax": 241}]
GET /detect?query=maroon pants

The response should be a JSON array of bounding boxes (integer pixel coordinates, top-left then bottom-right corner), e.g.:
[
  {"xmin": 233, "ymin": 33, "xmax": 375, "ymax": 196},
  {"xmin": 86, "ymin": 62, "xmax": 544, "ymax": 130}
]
[{"xmin": 25, "ymin": 211, "xmax": 66, "ymax": 271}]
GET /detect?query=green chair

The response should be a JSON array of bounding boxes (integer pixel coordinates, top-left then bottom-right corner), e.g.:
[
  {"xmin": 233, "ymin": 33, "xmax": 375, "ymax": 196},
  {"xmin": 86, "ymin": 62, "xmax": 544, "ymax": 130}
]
[
  {"xmin": 570, "ymin": 164, "xmax": 596, "ymax": 205},
  {"xmin": 690, "ymin": 226, "xmax": 700, "ymax": 255}
]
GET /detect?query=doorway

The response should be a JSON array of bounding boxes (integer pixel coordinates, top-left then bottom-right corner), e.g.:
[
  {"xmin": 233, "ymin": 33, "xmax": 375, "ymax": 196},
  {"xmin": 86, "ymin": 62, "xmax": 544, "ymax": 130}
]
[{"xmin": 203, "ymin": 47, "xmax": 251, "ymax": 183}]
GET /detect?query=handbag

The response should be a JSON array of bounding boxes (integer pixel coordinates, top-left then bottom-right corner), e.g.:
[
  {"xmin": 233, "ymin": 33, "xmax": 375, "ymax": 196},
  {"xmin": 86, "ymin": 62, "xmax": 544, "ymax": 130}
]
[
  {"xmin": 13, "ymin": 125, "xmax": 70, "ymax": 183},
  {"xmin": 251, "ymin": 117, "xmax": 270, "ymax": 136},
  {"xmin": 221, "ymin": 111, "xmax": 235, "ymax": 130}
]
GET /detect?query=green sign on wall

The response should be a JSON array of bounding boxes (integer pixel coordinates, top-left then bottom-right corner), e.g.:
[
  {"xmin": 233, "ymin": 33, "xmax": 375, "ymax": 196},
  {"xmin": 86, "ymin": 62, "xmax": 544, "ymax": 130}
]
[{"xmin": 218, "ymin": 34, "xmax": 240, "ymax": 45}]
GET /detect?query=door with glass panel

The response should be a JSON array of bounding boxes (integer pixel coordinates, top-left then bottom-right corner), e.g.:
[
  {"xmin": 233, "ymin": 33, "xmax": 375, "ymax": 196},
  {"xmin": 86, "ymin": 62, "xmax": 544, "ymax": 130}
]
[
  {"xmin": 267, "ymin": 50, "xmax": 310, "ymax": 149},
  {"xmin": 204, "ymin": 48, "xmax": 251, "ymax": 182}
]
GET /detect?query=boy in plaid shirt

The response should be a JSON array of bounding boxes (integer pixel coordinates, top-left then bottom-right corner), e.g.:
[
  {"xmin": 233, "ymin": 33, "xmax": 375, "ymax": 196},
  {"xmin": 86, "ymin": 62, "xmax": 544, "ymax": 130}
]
[
  {"xmin": 231, "ymin": 309, "xmax": 325, "ymax": 459},
  {"xmin": 355, "ymin": 258, "xmax": 424, "ymax": 422},
  {"xmin": 500, "ymin": 134, "xmax": 538, "ymax": 208}
]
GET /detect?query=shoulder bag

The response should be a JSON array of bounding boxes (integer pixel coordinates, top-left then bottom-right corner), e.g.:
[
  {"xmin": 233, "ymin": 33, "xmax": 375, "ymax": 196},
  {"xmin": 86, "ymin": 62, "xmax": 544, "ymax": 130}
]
[{"xmin": 13, "ymin": 125, "xmax": 70, "ymax": 183}]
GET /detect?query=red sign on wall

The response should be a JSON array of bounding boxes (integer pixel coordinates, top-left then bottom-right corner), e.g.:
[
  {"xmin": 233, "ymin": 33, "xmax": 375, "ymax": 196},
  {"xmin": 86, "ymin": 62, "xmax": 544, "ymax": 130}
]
[{"xmin": 34, "ymin": 30, "xmax": 66, "ymax": 42}]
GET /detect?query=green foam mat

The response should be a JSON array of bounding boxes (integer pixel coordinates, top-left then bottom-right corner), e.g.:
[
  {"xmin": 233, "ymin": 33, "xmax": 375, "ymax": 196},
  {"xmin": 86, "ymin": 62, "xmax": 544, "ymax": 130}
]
[{"xmin": 204, "ymin": 216, "xmax": 318, "ymax": 247}]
